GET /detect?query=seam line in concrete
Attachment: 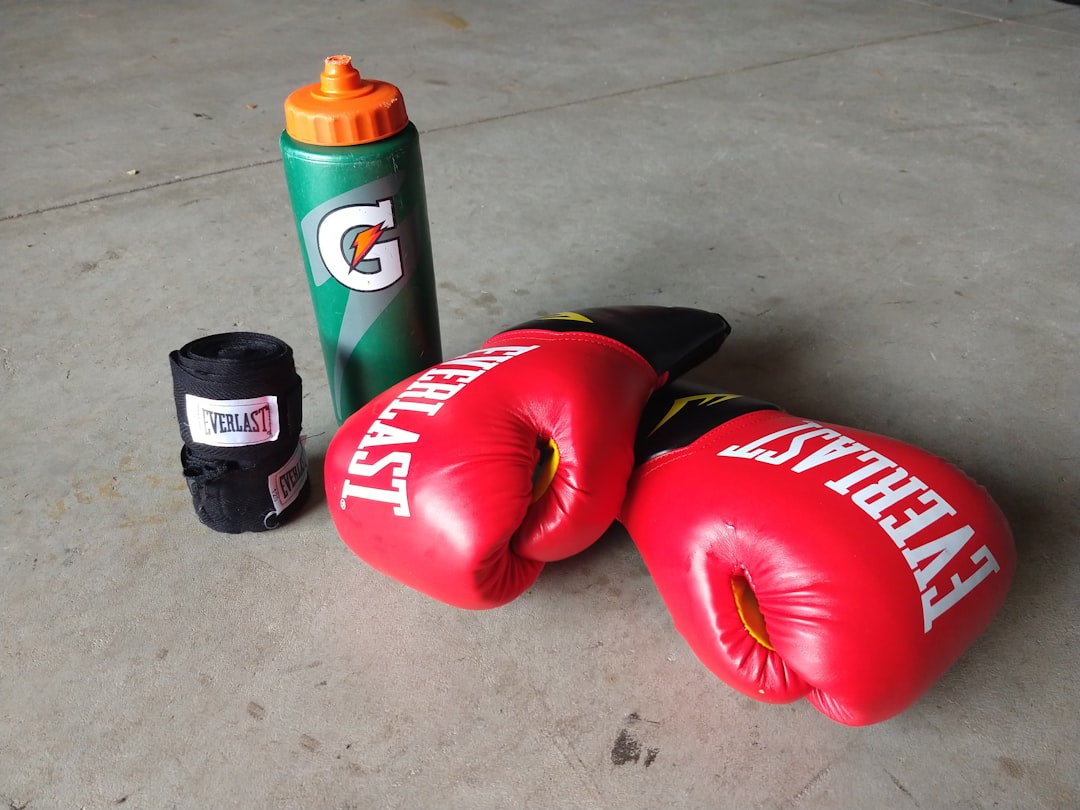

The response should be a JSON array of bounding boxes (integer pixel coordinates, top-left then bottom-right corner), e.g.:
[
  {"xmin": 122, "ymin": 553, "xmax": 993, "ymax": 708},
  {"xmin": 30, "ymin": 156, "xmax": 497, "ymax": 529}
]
[
  {"xmin": 7, "ymin": 9, "xmax": 1067, "ymax": 222},
  {"xmin": 0, "ymin": 159, "xmax": 284, "ymax": 222},
  {"xmin": 420, "ymin": 16, "xmax": 1000, "ymax": 137}
]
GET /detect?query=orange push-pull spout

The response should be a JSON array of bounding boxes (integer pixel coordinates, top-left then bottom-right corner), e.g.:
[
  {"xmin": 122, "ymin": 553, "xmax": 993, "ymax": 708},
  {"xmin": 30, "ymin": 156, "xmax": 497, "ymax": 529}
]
[{"xmin": 283, "ymin": 55, "xmax": 409, "ymax": 146}]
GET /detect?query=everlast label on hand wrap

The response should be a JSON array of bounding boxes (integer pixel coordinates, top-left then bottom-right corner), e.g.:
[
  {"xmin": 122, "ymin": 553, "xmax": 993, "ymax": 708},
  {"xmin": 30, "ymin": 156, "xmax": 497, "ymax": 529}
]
[{"xmin": 169, "ymin": 332, "xmax": 311, "ymax": 533}]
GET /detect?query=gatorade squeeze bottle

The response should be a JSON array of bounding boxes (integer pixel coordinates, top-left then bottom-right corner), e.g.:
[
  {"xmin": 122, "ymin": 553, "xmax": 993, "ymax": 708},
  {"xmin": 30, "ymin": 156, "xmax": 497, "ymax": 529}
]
[{"xmin": 281, "ymin": 55, "xmax": 442, "ymax": 424}]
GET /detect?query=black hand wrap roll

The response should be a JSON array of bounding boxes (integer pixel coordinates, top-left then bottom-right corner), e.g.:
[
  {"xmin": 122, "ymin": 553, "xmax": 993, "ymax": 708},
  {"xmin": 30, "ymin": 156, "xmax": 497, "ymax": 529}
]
[{"xmin": 169, "ymin": 332, "xmax": 311, "ymax": 533}]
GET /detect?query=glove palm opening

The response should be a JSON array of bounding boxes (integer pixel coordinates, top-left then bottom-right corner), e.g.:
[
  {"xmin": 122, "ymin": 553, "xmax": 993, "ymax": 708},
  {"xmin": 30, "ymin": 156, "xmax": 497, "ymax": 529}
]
[
  {"xmin": 732, "ymin": 574, "xmax": 775, "ymax": 651},
  {"xmin": 530, "ymin": 436, "xmax": 560, "ymax": 503}
]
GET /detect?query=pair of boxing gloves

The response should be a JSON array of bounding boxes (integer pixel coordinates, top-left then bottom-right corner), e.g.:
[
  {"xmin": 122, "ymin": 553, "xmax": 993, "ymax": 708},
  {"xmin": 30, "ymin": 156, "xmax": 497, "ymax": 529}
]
[{"xmin": 324, "ymin": 306, "xmax": 1015, "ymax": 726}]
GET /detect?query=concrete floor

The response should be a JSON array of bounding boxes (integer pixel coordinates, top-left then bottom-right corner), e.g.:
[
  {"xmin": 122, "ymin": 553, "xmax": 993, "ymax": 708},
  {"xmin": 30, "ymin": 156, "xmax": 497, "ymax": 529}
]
[{"xmin": 2, "ymin": 0, "xmax": 1078, "ymax": 807}]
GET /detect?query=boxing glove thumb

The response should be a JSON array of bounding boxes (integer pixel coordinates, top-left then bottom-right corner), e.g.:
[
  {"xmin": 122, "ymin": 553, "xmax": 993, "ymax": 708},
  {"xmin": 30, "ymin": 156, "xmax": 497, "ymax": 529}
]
[
  {"xmin": 620, "ymin": 381, "xmax": 1016, "ymax": 725},
  {"xmin": 325, "ymin": 306, "xmax": 731, "ymax": 609}
]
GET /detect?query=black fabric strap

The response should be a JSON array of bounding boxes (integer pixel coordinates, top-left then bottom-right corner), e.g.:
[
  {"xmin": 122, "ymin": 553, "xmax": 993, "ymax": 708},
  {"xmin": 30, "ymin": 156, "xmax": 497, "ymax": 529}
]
[
  {"xmin": 170, "ymin": 332, "xmax": 304, "ymax": 462},
  {"xmin": 170, "ymin": 332, "xmax": 311, "ymax": 533},
  {"xmin": 180, "ymin": 440, "xmax": 311, "ymax": 533}
]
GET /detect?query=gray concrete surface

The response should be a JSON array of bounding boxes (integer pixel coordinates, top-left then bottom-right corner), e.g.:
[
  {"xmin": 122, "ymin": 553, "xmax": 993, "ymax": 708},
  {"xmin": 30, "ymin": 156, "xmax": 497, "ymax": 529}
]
[{"xmin": 2, "ymin": 0, "xmax": 1078, "ymax": 807}]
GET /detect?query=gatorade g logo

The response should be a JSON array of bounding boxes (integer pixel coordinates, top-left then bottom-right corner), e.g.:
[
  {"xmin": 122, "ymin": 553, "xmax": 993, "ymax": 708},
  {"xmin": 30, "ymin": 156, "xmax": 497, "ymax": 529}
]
[{"xmin": 317, "ymin": 198, "xmax": 403, "ymax": 292}]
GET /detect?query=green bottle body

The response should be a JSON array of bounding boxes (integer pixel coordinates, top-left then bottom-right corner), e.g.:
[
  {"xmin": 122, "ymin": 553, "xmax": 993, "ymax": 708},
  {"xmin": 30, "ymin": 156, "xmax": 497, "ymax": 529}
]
[{"xmin": 280, "ymin": 122, "xmax": 442, "ymax": 424}]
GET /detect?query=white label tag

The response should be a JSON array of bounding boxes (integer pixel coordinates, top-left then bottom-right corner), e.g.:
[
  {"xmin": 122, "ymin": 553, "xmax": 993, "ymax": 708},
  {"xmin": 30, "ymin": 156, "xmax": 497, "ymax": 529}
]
[
  {"xmin": 268, "ymin": 441, "xmax": 309, "ymax": 514},
  {"xmin": 185, "ymin": 394, "xmax": 280, "ymax": 447}
]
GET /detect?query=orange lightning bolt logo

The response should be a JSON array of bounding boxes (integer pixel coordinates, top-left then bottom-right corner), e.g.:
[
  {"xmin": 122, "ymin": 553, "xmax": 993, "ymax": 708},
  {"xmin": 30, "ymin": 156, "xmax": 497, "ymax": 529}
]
[{"xmin": 350, "ymin": 222, "xmax": 386, "ymax": 268}]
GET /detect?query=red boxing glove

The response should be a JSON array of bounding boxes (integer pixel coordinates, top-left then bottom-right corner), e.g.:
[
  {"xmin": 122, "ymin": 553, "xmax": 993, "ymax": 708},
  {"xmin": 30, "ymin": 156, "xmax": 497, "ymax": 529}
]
[
  {"xmin": 621, "ymin": 381, "xmax": 1016, "ymax": 726},
  {"xmin": 325, "ymin": 307, "xmax": 731, "ymax": 609}
]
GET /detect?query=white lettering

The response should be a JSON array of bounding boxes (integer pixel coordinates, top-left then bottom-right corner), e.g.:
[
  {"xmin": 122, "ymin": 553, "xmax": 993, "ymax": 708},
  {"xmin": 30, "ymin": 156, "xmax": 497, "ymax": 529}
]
[
  {"xmin": 418, "ymin": 366, "xmax": 485, "ymax": 385},
  {"xmin": 880, "ymin": 488, "xmax": 956, "ymax": 545},
  {"xmin": 718, "ymin": 421, "xmax": 822, "ymax": 460},
  {"xmin": 476, "ymin": 345, "xmax": 540, "ymax": 359},
  {"xmin": 850, "ymin": 469, "xmax": 928, "ymax": 520},
  {"xmin": 348, "ymin": 449, "xmax": 412, "ymax": 479},
  {"xmin": 903, "ymin": 524, "xmax": 976, "ymax": 592},
  {"xmin": 439, "ymin": 356, "xmax": 502, "ymax": 371},
  {"xmin": 359, "ymin": 421, "xmax": 420, "ymax": 449},
  {"xmin": 380, "ymin": 398, "xmax": 444, "ymax": 420},
  {"xmin": 340, "ymin": 477, "xmax": 410, "ymax": 517},
  {"xmin": 397, "ymin": 381, "xmax": 466, "ymax": 401},
  {"xmin": 339, "ymin": 450, "xmax": 413, "ymax": 517},
  {"xmin": 825, "ymin": 450, "xmax": 896, "ymax": 495},
  {"xmin": 338, "ymin": 343, "xmax": 541, "ymax": 518},
  {"xmin": 920, "ymin": 545, "xmax": 1000, "ymax": 632},
  {"xmin": 791, "ymin": 434, "xmax": 870, "ymax": 473},
  {"xmin": 755, "ymin": 427, "xmax": 841, "ymax": 467},
  {"xmin": 713, "ymin": 418, "xmax": 1005, "ymax": 635}
]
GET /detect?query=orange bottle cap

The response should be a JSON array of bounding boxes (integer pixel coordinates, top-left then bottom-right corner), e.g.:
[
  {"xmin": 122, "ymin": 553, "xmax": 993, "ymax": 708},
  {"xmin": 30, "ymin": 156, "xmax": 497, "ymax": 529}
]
[{"xmin": 284, "ymin": 55, "xmax": 409, "ymax": 146}]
